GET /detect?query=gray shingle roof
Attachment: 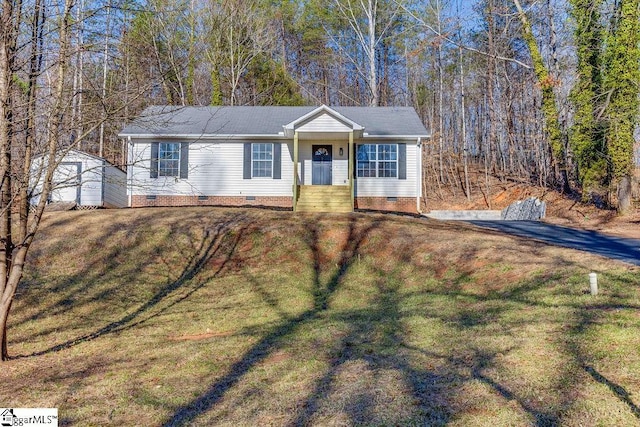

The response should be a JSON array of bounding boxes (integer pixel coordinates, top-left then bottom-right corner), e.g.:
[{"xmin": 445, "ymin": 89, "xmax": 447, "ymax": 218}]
[{"xmin": 119, "ymin": 106, "xmax": 429, "ymax": 137}]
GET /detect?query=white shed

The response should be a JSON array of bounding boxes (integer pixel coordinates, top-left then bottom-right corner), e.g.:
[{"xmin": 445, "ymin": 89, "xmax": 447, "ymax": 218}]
[{"xmin": 32, "ymin": 150, "xmax": 127, "ymax": 208}]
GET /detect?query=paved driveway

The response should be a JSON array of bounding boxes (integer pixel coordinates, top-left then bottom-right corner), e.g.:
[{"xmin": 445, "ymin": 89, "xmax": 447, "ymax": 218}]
[{"xmin": 468, "ymin": 221, "xmax": 640, "ymax": 266}]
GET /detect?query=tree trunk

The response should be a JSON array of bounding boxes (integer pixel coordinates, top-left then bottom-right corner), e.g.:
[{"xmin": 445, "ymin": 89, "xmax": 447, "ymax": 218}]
[
  {"xmin": 603, "ymin": 0, "xmax": 640, "ymax": 213},
  {"xmin": 512, "ymin": 0, "xmax": 569, "ymax": 192},
  {"xmin": 1, "ymin": 300, "xmax": 10, "ymax": 359},
  {"xmin": 460, "ymin": 45, "xmax": 470, "ymax": 200},
  {"xmin": 1, "ymin": 282, "xmax": 14, "ymax": 360},
  {"xmin": 211, "ymin": 66, "xmax": 222, "ymax": 106},
  {"xmin": 0, "ymin": 0, "xmax": 74, "ymax": 362},
  {"xmin": 0, "ymin": 0, "xmax": 18, "ymax": 354},
  {"xmin": 617, "ymin": 175, "xmax": 633, "ymax": 214},
  {"xmin": 367, "ymin": 0, "xmax": 378, "ymax": 106},
  {"xmin": 99, "ymin": 0, "xmax": 111, "ymax": 157},
  {"xmin": 1, "ymin": 247, "xmax": 27, "ymax": 361}
]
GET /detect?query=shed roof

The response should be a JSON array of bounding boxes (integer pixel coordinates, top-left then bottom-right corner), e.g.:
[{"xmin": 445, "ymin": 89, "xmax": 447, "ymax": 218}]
[{"xmin": 119, "ymin": 105, "xmax": 429, "ymax": 138}]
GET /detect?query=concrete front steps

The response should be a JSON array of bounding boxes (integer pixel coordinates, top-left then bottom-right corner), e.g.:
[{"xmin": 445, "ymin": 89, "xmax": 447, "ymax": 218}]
[{"xmin": 296, "ymin": 185, "xmax": 352, "ymax": 213}]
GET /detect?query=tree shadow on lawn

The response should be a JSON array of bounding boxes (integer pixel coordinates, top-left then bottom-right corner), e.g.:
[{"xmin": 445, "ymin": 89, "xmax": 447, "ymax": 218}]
[
  {"xmin": 406, "ymin": 278, "xmax": 571, "ymax": 426},
  {"xmin": 561, "ymin": 285, "xmax": 640, "ymax": 423},
  {"xmin": 13, "ymin": 212, "xmax": 253, "ymax": 359},
  {"xmin": 24, "ymin": 212, "xmax": 638, "ymax": 423},
  {"xmin": 165, "ymin": 216, "xmax": 639, "ymax": 426},
  {"xmin": 163, "ymin": 215, "xmax": 385, "ymax": 427},
  {"xmin": 290, "ymin": 274, "xmax": 454, "ymax": 426},
  {"xmin": 431, "ymin": 257, "xmax": 640, "ymax": 425},
  {"xmin": 160, "ymin": 216, "xmax": 640, "ymax": 426},
  {"xmin": 583, "ymin": 365, "xmax": 640, "ymax": 419},
  {"xmin": 165, "ymin": 218, "xmax": 507, "ymax": 426}
]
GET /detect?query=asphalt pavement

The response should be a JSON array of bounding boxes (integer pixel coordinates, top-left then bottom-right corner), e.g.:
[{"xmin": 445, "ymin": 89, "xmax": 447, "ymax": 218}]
[{"xmin": 467, "ymin": 220, "xmax": 640, "ymax": 266}]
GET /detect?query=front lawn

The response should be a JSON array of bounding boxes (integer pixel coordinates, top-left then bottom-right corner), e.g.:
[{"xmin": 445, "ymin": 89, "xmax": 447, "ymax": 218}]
[{"xmin": 2, "ymin": 207, "xmax": 639, "ymax": 426}]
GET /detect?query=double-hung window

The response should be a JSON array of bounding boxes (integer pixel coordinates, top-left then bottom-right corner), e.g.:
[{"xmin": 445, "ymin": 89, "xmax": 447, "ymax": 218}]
[
  {"xmin": 159, "ymin": 142, "xmax": 181, "ymax": 177},
  {"xmin": 252, "ymin": 143, "xmax": 273, "ymax": 178},
  {"xmin": 357, "ymin": 144, "xmax": 398, "ymax": 178}
]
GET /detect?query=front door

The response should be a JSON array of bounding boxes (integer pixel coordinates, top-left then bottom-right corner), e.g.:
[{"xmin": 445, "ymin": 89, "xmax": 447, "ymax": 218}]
[{"xmin": 312, "ymin": 145, "xmax": 332, "ymax": 185}]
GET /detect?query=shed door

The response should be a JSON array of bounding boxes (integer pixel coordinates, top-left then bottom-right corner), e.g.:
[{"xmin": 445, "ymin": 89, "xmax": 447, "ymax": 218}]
[
  {"xmin": 50, "ymin": 162, "xmax": 81, "ymax": 204},
  {"xmin": 312, "ymin": 145, "xmax": 332, "ymax": 185}
]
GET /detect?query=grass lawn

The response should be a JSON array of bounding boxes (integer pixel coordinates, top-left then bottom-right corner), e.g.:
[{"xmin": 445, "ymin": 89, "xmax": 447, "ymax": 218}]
[{"xmin": 1, "ymin": 207, "xmax": 639, "ymax": 426}]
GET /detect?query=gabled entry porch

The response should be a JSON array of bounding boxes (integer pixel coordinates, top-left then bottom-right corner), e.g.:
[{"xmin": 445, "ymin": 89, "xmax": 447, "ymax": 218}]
[{"xmin": 284, "ymin": 106, "xmax": 362, "ymax": 213}]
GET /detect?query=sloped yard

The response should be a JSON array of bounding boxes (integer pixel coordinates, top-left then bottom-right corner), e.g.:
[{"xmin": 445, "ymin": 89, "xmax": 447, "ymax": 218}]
[{"xmin": 1, "ymin": 207, "xmax": 639, "ymax": 426}]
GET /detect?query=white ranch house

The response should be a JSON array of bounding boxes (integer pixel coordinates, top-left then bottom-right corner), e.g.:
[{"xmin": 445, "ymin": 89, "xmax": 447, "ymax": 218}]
[{"xmin": 119, "ymin": 105, "xmax": 429, "ymax": 213}]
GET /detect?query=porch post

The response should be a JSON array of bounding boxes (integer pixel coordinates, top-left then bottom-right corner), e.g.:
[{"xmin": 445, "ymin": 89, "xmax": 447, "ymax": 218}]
[
  {"xmin": 293, "ymin": 131, "xmax": 299, "ymax": 212},
  {"xmin": 349, "ymin": 131, "xmax": 354, "ymax": 211}
]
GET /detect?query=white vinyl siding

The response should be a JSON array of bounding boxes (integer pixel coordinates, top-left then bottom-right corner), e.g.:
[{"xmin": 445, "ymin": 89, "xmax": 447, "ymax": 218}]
[
  {"xmin": 296, "ymin": 113, "xmax": 351, "ymax": 133},
  {"xmin": 31, "ymin": 150, "xmax": 126, "ymax": 207},
  {"xmin": 130, "ymin": 140, "xmax": 293, "ymax": 197},
  {"xmin": 103, "ymin": 165, "xmax": 127, "ymax": 207},
  {"xmin": 129, "ymin": 138, "xmax": 417, "ymax": 199},
  {"xmin": 355, "ymin": 142, "xmax": 418, "ymax": 198},
  {"xmin": 332, "ymin": 149, "xmax": 349, "ymax": 186}
]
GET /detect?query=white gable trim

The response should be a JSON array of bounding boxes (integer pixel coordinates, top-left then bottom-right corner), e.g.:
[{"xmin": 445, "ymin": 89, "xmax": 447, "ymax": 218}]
[{"xmin": 283, "ymin": 105, "xmax": 364, "ymax": 138}]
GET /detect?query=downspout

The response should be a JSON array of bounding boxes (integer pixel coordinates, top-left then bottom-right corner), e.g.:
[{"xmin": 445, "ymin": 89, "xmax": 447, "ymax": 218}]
[
  {"xmin": 349, "ymin": 131, "xmax": 354, "ymax": 211},
  {"xmin": 416, "ymin": 137, "xmax": 423, "ymax": 214},
  {"xmin": 127, "ymin": 136, "xmax": 132, "ymax": 208},
  {"xmin": 293, "ymin": 131, "xmax": 299, "ymax": 211},
  {"xmin": 101, "ymin": 159, "xmax": 105, "ymax": 207}
]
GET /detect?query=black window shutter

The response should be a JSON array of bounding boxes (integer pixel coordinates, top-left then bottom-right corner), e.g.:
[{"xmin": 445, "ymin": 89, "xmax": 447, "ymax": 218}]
[
  {"xmin": 398, "ymin": 143, "xmax": 407, "ymax": 180},
  {"xmin": 150, "ymin": 142, "xmax": 159, "ymax": 178},
  {"xmin": 180, "ymin": 143, "xmax": 189, "ymax": 179},
  {"xmin": 243, "ymin": 143, "xmax": 252, "ymax": 179},
  {"xmin": 273, "ymin": 143, "xmax": 281, "ymax": 179}
]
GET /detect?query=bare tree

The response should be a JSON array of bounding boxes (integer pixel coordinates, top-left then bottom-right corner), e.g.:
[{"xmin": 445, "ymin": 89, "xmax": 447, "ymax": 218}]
[
  {"xmin": 0, "ymin": 0, "xmax": 142, "ymax": 361},
  {"xmin": 0, "ymin": 0, "xmax": 76, "ymax": 361},
  {"xmin": 205, "ymin": 0, "xmax": 275, "ymax": 106},
  {"xmin": 328, "ymin": 0, "xmax": 402, "ymax": 106}
]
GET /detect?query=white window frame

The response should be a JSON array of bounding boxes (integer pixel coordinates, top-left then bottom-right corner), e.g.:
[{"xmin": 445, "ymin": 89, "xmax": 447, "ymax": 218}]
[
  {"xmin": 158, "ymin": 142, "xmax": 181, "ymax": 177},
  {"xmin": 251, "ymin": 143, "xmax": 273, "ymax": 178},
  {"xmin": 357, "ymin": 144, "xmax": 398, "ymax": 178}
]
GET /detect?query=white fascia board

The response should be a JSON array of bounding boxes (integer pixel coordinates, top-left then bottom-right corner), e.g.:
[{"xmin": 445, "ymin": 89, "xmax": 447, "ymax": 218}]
[
  {"xmin": 118, "ymin": 133, "xmax": 289, "ymax": 141},
  {"xmin": 282, "ymin": 105, "xmax": 365, "ymax": 134},
  {"xmin": 361, "ymin": 135, "xmax": 430, "ymax": 142}
]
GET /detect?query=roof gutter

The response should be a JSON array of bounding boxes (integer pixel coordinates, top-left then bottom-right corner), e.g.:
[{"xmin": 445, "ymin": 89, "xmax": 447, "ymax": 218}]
[
  {"xmin": 118, "ymin": 133, "xmax": 431, "ymax": 141},
  {"xmin": 117, "ymin": 133, "xmax": 290, "ymax": 140},
  {"xmin": 362, "ymin": 134, "xmax": 430, "ymax": 141}
]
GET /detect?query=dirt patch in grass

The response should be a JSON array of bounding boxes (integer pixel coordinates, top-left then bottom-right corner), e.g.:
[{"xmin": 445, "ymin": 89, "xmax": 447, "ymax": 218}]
[{"xmin": 1, "ymin": 207, "xmax": 639, "ymax": 426}]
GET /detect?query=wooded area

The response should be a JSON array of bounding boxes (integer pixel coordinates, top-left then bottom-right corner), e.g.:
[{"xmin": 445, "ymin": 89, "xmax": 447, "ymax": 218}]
[
  {"xmin": 11, "ymin": 0, "xmax": 640, "ymax": 207},
  {"xmin": 7, "ymin": 0, "xmax": 640, "ymax": 206},
  {"xmin": 1, "ymin": 0, "xmax": 640, "ymax": 360}
]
